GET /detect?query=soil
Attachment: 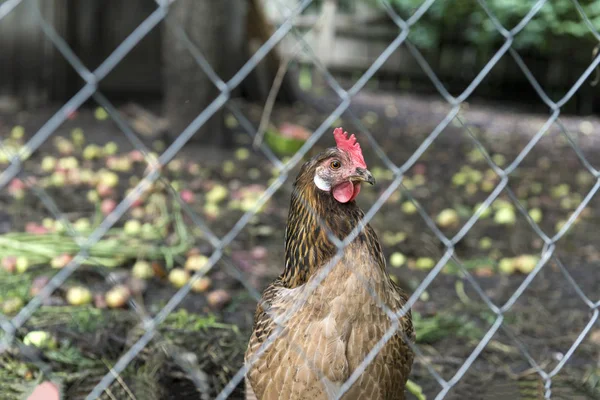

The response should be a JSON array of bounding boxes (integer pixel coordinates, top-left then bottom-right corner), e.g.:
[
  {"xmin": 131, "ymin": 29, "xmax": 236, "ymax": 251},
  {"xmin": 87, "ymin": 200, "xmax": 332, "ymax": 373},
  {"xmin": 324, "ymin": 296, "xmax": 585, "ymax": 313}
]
[{"xmin": 1, "ymin": 87, "xmax": 600, "ymax": 399}]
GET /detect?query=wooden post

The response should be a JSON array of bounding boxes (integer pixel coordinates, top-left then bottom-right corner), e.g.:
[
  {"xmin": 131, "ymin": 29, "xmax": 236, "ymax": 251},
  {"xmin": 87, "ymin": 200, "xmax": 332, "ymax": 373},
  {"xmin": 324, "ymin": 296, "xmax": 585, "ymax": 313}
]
[
  {"xmin": 315, "ymin": 0, "xmax": 338, "ymax": 68},
  {"xmin": 162, "ymin": 0, "xmax": 247, "ymax": 147}
]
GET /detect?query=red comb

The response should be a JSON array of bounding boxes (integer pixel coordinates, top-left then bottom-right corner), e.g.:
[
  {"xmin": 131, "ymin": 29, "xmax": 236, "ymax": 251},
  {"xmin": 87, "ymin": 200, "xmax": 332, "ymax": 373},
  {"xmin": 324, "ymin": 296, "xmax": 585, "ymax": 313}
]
[{"xmin": 333, "ymin": 127, "xmax": 367, "ymax": 168}]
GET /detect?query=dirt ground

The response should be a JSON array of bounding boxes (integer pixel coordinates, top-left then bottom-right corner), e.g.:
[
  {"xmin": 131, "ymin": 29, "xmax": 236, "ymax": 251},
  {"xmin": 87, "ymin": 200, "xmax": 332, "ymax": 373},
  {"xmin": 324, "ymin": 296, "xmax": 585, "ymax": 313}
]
[{"xmin": 1, "ymin": 87, "xmax": 600, "ymax": 399}]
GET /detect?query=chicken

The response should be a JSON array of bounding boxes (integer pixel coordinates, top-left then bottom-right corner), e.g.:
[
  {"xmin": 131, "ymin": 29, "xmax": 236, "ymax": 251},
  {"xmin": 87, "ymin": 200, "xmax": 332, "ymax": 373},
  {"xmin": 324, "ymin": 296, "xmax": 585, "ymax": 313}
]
[{"xmin": 245, "ymin": 128, "xmax": 415, "ymax": 400}]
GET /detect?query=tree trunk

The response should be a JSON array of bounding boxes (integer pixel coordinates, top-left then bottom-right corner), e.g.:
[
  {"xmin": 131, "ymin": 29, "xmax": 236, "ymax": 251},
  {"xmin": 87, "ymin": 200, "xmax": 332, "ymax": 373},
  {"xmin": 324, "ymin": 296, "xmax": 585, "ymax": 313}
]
[
  {"xmin": 240, "ymin": 0, "xmax": 298, "ymax": 104},
  {"xmin": 162, "ymin": 0, "xmax": 300, "ymax": 148},
  {"xmin": 162, "ymin": 0, "xmax": 247, "ymax": 147}
]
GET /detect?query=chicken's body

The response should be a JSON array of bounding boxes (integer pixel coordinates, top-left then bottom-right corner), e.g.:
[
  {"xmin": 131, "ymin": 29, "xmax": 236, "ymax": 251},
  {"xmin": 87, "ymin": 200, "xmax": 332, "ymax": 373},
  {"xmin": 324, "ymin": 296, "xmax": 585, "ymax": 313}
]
[{"xmin": 245, "ymin": 131, "xmax": 415, "ymax": 400}]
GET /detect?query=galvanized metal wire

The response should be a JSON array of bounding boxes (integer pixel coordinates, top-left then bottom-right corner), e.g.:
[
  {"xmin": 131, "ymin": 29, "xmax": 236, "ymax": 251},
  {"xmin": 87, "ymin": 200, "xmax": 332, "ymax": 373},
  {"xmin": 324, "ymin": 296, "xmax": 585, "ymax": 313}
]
[{"xmin": 1, "ymin": 0, "xmax": 599, "ymax": 399}]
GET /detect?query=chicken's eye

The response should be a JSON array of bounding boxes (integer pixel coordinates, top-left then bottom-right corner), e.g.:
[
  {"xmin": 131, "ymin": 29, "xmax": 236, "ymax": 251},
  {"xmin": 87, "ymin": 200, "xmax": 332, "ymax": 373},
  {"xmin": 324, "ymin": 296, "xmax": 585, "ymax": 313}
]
[{"xmin": 330, "ymin": 160, "xmax": 341, "ymax": 169}]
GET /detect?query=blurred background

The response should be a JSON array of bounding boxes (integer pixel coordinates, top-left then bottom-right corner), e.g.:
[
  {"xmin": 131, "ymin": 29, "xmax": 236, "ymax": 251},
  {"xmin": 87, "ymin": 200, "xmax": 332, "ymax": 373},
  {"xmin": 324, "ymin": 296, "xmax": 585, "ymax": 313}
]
[{"xmin": 1, "ymin": 0, "xmax": 600, "ymax": 399}]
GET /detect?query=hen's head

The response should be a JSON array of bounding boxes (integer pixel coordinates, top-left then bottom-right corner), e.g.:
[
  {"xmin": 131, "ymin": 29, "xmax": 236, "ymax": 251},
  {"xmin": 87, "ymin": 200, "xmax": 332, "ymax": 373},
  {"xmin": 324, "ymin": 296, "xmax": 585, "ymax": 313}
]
[{"xmin": 311, "ymin": 127, "xmax": 375, "ymax": 203}]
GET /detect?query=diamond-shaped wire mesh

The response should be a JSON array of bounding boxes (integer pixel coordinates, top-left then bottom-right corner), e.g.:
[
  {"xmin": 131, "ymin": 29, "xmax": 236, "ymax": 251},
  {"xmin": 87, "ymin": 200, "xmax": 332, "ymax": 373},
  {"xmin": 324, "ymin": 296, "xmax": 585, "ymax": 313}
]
[{"xmin": 1, "ymin": 0, "xmax": 600, "ymax": 399}]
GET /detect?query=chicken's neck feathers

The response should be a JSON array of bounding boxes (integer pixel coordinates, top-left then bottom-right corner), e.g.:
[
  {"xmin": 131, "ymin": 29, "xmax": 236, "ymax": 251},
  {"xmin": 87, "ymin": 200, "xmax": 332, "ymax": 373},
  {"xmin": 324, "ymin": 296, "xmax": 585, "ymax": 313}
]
[{"xmin": 281, "ymin": 174, "xmax": 385, "ymax": 288}]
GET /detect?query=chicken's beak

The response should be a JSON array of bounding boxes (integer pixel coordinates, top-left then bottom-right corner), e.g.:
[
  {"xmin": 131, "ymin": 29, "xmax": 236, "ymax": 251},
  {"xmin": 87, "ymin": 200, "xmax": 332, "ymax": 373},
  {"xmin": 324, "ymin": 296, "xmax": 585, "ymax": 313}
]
[{"xmin": 353, "ymin": 167, "xmax": 376, "ymax": 185}]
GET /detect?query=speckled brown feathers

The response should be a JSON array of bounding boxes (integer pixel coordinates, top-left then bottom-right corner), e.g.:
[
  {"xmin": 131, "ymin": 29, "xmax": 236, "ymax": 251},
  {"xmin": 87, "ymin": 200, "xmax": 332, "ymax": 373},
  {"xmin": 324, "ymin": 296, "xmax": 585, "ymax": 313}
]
[
  {"xmin": 281, "ymin": 149, "xmax": 383, "ymax": 288},
  {"xmin": 245, "ymin": 149, "xmax": 415, "ymax": 400}
]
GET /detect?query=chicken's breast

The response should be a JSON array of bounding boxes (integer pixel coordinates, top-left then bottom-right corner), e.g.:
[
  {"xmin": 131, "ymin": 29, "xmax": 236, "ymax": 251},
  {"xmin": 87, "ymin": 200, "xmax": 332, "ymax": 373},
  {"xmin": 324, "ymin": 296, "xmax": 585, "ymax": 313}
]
[{"xmin": 245, "ymin": 240, "xmax": 414, "ymax": 400}]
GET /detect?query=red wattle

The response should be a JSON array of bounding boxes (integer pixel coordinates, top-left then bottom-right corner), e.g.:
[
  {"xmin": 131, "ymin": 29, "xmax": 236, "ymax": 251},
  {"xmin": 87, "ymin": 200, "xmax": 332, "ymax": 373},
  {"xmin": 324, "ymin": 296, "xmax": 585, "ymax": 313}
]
[
  {"xmin": 349, "ymin": 182, "xmax": 361, "ymax": 201},
  {"xmin": 333, "ymin": 182, "xmax": 361, "ymax": 203}
]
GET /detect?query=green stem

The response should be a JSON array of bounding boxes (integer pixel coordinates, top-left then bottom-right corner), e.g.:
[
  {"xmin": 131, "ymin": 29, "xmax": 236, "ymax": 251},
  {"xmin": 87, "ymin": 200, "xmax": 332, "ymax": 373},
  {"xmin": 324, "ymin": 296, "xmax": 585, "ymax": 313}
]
[
  {"xmin": 0, "ymin": 237, "xmax": 59, "ymax": 257},
  {"xmin": 0, "ymin": 196, "xmax": 193, "ymax": 268}
]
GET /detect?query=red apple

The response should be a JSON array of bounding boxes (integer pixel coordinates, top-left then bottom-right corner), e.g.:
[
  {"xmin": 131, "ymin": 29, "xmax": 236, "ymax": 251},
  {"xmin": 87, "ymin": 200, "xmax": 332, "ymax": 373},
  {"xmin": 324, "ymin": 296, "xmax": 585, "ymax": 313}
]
[
  {"xmin": 180, "ymin": 189, "xmax": 194, "ymax": 204},
  {"xmin": 100, "ymin": 199, "xmax": 117, "ymax": 215}
]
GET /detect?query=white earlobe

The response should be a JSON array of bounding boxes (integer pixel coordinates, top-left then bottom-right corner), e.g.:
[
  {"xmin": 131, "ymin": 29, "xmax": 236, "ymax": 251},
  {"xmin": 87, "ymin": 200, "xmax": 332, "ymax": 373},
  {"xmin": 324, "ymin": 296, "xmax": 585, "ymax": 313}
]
[{"xmin": 314, "ymin": 174, "xmax": 331, "ymax": 191}]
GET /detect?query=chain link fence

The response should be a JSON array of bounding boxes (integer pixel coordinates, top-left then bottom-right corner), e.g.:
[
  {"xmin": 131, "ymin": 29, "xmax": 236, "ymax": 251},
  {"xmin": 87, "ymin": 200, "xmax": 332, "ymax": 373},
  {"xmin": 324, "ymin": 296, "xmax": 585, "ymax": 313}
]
[{"xmin": 1, "ymin": 0, "xmax": 600, "ymax": 399}]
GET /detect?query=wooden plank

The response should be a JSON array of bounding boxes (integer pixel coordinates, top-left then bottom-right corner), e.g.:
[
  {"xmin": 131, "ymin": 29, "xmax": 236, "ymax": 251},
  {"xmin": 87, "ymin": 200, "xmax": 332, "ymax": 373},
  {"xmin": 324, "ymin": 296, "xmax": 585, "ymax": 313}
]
[
  {"xmin": 0, "ymin": 1, "xmax": 22, "ymax": 99},
  {"xmin": 0, "ymin": 0, "xmax": 70, "ymax": 107},
  {"xmin": 98, "ymin": 0, "xmax": 162, "ymax": 95}
]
